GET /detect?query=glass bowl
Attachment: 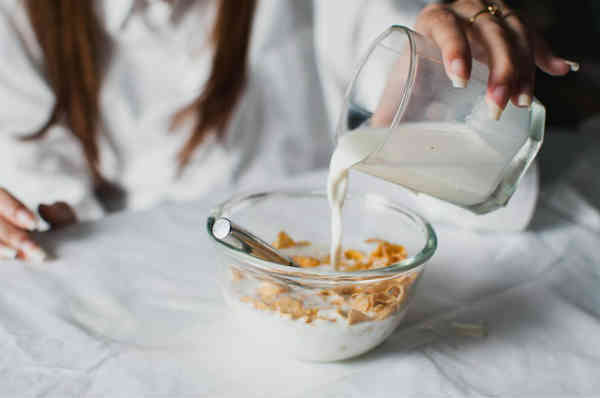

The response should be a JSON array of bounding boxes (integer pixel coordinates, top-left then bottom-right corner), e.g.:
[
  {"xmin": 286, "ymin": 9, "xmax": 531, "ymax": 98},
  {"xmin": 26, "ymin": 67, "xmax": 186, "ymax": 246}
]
[{"xmin": 207, "ymin": 190, "xmax": 437, "ymax": 361}]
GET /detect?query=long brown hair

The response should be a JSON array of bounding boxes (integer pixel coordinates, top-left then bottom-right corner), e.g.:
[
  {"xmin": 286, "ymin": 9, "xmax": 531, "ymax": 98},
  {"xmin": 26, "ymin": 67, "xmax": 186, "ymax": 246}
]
[{"xmin": 23, "ymin": 0, "xmax": 257, "ymax": 181}]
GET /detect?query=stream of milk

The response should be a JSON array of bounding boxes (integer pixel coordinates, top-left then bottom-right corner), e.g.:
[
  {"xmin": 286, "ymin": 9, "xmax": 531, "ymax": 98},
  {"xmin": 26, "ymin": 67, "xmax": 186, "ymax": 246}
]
[
  {"xmin": 327, "ymin": 128, "xmax": 386, "ymax": 268},
  {"xmin": 327, "ymin": 122, "xmax": 508, "ymax": 268}
]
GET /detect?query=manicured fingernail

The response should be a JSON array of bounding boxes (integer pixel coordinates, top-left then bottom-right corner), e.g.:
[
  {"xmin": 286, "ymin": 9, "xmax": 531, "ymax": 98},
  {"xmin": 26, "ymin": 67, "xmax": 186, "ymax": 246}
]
[
  {"xmin": 564, "ymin": 60, "xmax": 580, "ymax": 72},
  {"xmin": 36, "ymin": 218, "xmax": 51, "ymax": 232},
  {"xmin": 16, "ymin": 210, "xmax": 37, "ymax": 231},
  {"xmin": 517, "ymin": 93, "xmax": 532, "ymax": 107},
  {"xmin": 0, "ymin": 246, "xmax": 17, "ymax": 259},
  {"xmin": 486, "ymin": 97, "xmax": 502, "ymax": 120},
  {"xmin": 486, "ymin": 85, "xmax": 508, "ymax": 120},
  {"xmin": 449, "ymin": 59, "xmax": 468, "ymax": 88},
  {"xmin": 450, "ymin": 75, "xmax": 467, "ymax": 88},
  {"xmin": 19, "ymin": 242, "xmax": 47, "ymax": 263}
]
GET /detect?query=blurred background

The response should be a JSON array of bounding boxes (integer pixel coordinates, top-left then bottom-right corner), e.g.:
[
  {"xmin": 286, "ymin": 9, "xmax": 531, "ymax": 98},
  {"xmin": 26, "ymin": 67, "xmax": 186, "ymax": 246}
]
[
  {"xmin": 510, "ymin": 0, "xmax": 600, "ymax": 185},
  {"xmin": 513, "ymin": 0, "xmax": 600, "ymax": 127}
]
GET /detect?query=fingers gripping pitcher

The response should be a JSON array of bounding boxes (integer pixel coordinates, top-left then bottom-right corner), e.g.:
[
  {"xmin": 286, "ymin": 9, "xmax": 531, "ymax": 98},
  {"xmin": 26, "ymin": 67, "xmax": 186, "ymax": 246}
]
[{"xmin": 331, "ymin": 26, "xmax": 545, "ymax": 214}]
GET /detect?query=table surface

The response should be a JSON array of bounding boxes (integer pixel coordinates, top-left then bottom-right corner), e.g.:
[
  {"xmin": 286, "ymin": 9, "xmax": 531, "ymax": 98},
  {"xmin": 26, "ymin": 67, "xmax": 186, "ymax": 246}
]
[{"xmin": 1, "ymin": 130, "xmax": 600, "ymax": 397}]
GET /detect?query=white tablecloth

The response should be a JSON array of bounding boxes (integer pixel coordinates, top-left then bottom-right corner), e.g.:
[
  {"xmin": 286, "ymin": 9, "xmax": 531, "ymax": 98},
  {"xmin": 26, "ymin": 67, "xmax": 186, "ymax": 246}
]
[{"xmin": 1, "ymin": 129, "xmax": 600, "ymax": 397}]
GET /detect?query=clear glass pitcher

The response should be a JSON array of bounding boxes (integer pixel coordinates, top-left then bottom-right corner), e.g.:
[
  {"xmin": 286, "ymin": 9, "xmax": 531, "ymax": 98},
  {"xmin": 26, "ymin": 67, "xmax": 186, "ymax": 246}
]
[{"xmin": 336, "ymin": 25, "xmax": 545, "ymax": 214}]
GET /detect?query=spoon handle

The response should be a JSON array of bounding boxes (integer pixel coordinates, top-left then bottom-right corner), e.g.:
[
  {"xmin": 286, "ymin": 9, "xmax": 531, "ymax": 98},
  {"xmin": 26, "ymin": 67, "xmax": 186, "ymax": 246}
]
[{"xmin": 211, "ymin": 217, "xmax": 299, "ymax": 267}]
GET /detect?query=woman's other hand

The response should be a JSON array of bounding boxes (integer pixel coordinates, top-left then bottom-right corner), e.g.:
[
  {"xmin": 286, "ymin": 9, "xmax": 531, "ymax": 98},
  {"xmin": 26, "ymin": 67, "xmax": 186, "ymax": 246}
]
[
  {"xmin": 415, "ymin": 0, "xmax": 579, "ymax": 120},
  {"xmin": 0, "ymin": 187, "xmax": 46, "ymax": 261},
  {"xmin": 0, "ymin": 188, "xmax": 77, "ymax": 262}
]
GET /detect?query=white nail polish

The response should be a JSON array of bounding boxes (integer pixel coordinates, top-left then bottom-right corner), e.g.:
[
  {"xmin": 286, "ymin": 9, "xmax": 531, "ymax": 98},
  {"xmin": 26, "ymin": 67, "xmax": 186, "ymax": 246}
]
[
  {"xmin": 20, "ymin": 242, "xmax": 47, "ymax": 263},
  {"xmin": 449, "ymin": 59, "xmax": 468, "ymax": 88},
  {"xmin": 517, "ymin": 94, "xmax": 532, "ymax": 107},
  {"xmin": 564, "ymin": 60, "xmax": 580, "ymax": 72},
  {"xmin": 0, "ymin": 246, "xmax": 17, "ymax": 259},
  {"xmin": 16, "ymin": 210, "xmax": 37, "ymax": 231},
  {"xmin": 36, "ymin": 218, "xmax": 51, "ymax": 232},
  {"xmin": 485, "ymin": 96, "xmax": 503, "ymax": 121},
  {"xmin": 449, "ymin": 74, "xmax": 467, "ymax": 88}
]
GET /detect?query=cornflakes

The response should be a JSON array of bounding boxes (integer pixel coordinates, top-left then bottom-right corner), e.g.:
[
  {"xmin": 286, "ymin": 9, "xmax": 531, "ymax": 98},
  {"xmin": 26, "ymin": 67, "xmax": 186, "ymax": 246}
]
[
  {"xmin": 292, "ymin": 256, "xmax": 321, "ymax": 268},
  {"xmin": 272, "ymin": 231, "xmax": 296, "ymax": 249},
  {"xmin": 348, "ymin": 309, "xmax": 372, "ymax": 325},
  {"xmin": 258, "ymin": 281, "xmax": 288, "ymax": 300},
  {"xmin": 238, "ymin": 232, "xmax": 419, "ymax": 325},
  {"xmin": 344, "ymin": 249, "xmax": 365, "ymax": 261},
  {"xmin": 272, "ymin": 231, "xmax": 312, "ymax": 249},
  {"xmin": 349, "ymin": 293, "xmax": 373, "ymax": 313},
  {"xmin": 231, "ymin": 267, "xmax": 244, "ymax": 282}
]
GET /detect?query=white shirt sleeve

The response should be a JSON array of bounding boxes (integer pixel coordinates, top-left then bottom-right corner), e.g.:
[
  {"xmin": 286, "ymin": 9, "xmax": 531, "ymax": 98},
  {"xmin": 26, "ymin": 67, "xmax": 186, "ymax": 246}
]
[
  {"xmin": 0, "ymin": 0, "xmax": 54, "ymax": 135},
  {"xmin": 0, "ymin": 0, "xmax": 103, "ymax": 220}
]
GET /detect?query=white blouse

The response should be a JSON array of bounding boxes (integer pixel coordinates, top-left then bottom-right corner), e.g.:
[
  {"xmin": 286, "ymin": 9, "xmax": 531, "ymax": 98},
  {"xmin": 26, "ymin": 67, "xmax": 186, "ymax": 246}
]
[{"xmin": 0, "ymin": 0, "xmax": 428, "ymax": 220}]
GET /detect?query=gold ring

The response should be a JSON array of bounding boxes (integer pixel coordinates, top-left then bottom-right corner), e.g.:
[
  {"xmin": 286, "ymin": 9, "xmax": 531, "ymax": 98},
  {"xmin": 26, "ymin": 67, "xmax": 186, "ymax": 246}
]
[{"xmin": 469, "ymin": 3, "xmax": 501, "ymax": 23}]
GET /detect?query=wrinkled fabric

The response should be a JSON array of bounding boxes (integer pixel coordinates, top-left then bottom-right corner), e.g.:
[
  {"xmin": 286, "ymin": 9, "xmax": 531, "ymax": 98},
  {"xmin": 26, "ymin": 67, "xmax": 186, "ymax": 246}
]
[{"xmin": 0, "ymin": 124, "xmax": 599, "ymax": 397}]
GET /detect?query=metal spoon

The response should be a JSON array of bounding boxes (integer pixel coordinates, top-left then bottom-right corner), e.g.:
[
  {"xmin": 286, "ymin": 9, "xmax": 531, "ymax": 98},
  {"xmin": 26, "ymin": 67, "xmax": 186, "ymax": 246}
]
[{"xmin": 211, "ymin": 217, "xmax": 299, "ymax": 267}]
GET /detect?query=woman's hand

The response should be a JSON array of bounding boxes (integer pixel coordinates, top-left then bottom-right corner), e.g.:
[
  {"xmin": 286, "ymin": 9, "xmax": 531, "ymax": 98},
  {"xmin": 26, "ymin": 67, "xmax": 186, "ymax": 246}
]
[
  {"xmin": 0, "ymin": 188, "xmax": 46, "ymax": 261},
  {"xmin": 0, "ymin": 188, "xmax": 77, "ymax": 262},
  {"xmin": 415, "ymin": 0, "xmax": 578, "ymax": 120}
]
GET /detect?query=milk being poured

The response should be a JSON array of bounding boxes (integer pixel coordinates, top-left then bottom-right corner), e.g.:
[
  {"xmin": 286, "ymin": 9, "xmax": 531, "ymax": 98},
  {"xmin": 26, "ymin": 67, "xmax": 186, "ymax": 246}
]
[
  {"xmin": 327, "ymin": 129, "xmax": 386, "ymax": 268},
  {"xmin": 327, "ymin": 122, "xmax": 508, "ymax": 267}
]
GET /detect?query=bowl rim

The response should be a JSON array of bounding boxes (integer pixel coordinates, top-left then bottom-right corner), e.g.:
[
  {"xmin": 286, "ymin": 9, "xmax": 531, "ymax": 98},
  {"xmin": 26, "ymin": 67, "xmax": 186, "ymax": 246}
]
[{"xmin": 207, "ymin": 190, "xmax": 437, "ymax": 282}]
